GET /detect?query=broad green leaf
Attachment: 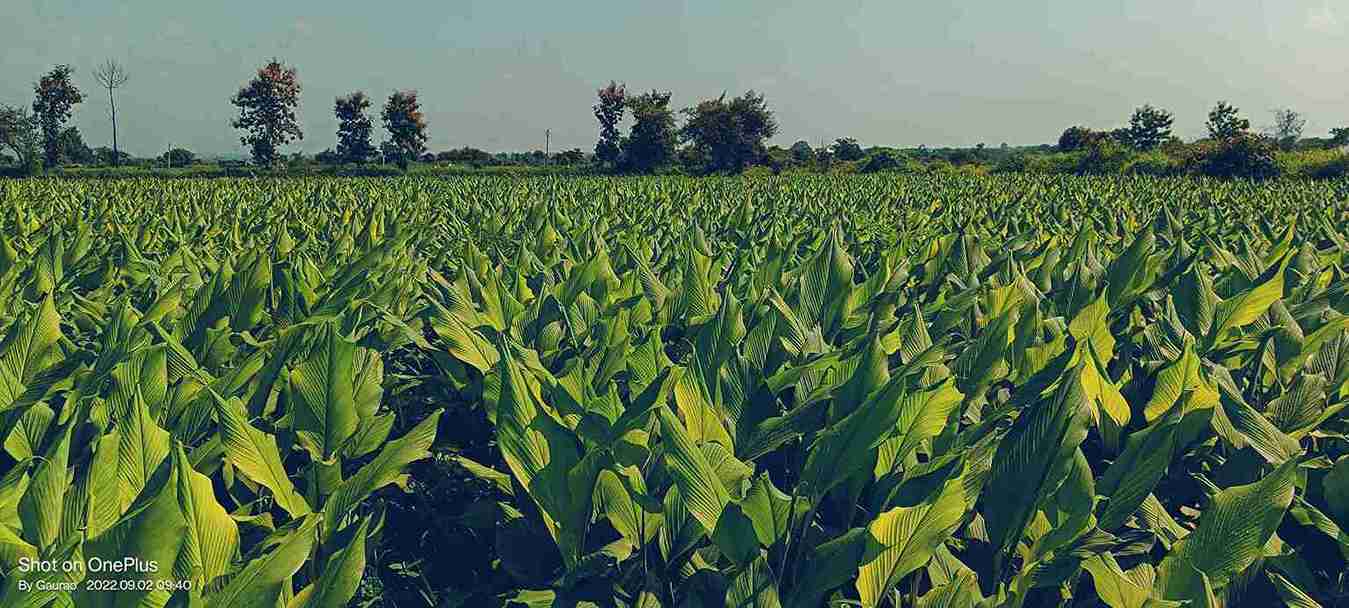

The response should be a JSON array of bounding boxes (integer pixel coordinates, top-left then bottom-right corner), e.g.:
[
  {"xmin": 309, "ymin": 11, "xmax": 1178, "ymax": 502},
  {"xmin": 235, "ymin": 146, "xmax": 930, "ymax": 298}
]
[
  {"xmin": 289, "ymin": 323, "xmax": 360, "ymax": 462},
  {"xmin": 212, "ymin": 391, "xmax": 312, "ymax": 517},
  {"xmin": 304, "ymin": 517, "xmax": 370, "ymax": 608},
  {"xmin": 658, "ymin": 406, "xmax": 731, "ymax": 536},
  {"xmin": 174, "ymin": 445, "xmax": 239, "ymax": 590},
  {"xmin": 322, "ymin": 409, "xmax": 441, "ymax": 541},
  {"xmin": 206, "ymin": 516, "xmax": 318, "ymax": 608},
  {"xmin": 1209, "ymin": 253, "xmax": 1291, "ymax": 347},
  {"xmin": 1156, "ymin": 459, "xmax": 1297, "ymax": 595},
  {"xmin": 857, "ymin": 469, "xmax": 968, "ymax": 607},
  {"xmin": 981, "ymin": 364, "xmax": 1092, "ymax": 562},
  {"xmin": 800, "ymin": 374, "xmax": 913, "ymax": 498},
  {"xmin": 18, "ymin": 422, "xmax": 71, "ymax": 551}
]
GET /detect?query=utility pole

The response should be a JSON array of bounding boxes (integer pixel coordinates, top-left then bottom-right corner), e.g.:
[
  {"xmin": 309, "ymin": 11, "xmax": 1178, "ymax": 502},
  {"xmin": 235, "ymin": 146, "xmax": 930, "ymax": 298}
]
[{"xmin": 545, "ymin": 129, "xmax": 551, "ymax": 157}]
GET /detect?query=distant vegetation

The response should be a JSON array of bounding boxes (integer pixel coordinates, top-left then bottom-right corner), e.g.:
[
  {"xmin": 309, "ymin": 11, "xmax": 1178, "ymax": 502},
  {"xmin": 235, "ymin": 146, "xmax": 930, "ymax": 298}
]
[{"xmin": 2, "ymin": 59, "xmax": 1347, "ymax": 179}]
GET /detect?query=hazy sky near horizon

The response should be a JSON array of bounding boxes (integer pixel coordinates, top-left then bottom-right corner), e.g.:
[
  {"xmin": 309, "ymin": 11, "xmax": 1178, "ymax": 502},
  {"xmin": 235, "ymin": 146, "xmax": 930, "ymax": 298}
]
[{"xmin": 3, "ymin": 0, "xmax": 1346, "ymax": 158}]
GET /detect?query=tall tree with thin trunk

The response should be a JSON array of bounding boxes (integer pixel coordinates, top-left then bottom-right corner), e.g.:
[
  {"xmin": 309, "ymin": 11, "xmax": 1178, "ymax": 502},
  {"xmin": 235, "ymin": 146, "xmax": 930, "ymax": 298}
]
[
  {"xmin": 231, "ymin": 59, "xmax": 303, "ymax": 166},
  {"xmin": 93, "ymin": 59, "xmax": 129, "ymax": 166},
  {"xmin": 33, "ymin": 64, "xmax": 84, "ymax": 169}
]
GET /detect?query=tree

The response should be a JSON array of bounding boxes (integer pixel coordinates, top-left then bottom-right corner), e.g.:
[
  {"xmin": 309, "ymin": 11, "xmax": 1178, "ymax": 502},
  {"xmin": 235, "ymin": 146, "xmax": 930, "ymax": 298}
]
[
  {"xmin": 0, "ymin": 104, "xmax": 42, "ymax": 174},
  {"xmin": 334, "ymin": 91, "xmax": 376, "ymax": 163},
  {"xmin": 1266, "ymin": 108, "xmax": 1306, "ymax": 150},
  {"xmin": 861, "ymin": 150, "xmax": 902, "ymax": 173},
  {"xmin": 381, "ymin": 90, "xmax": 428, "ymax": 169},
  {"xmin": 789, "ymin": 140, "xmax": 814, "ymax": 164},
  {"xmin": 92, "ymin": 146, "xmax": 130, "ymax": 166},
  {"xmin": 1206, "ymin": 101, "xmax": 1250, "ymax": 141},
  {"xmin": 159, "ymin": 148, "xmax": 196, "ymax": 167},
  {"xmin": 555, "ymin": 148, "xmax": 586, "ymax": 164},
  {"xmin": 57, "ymin": 126, "xmax": 95, "ymax": 164},
  {"xmin": 1057, "ymin": 126, "xmax": 1096, "ymax": 151},
  {"xmin": 620, "ymin": 90, "xmax": 675, "ymax": 173},
  {"xmin": 33, "ymin": 64, "xmax": 84, "ymax": 169},
  {"xmin": 92, "ymin": 59, "xmax": 129, "ymax": 166},
  {"xmin": 831, "ymin": 137, "xmax": 864, "ymax": 161},
  {"xmin": 1331, "ymin": 127, "xmax": 1349, "ymax": 148},
  {"xmin": 230, "ymin": 59, "xmax": 303, "ymax": 166},
  {"xmin": 679, "ymin": 90, "xmax": 778, "ymax": 173},
  {"xmin": 593, "ymin": 81, "xmax": 626, "ymax": 169},
  {"xmin": 1122, "ymin": 105, "xmax": 1173, "ymax": 150}
]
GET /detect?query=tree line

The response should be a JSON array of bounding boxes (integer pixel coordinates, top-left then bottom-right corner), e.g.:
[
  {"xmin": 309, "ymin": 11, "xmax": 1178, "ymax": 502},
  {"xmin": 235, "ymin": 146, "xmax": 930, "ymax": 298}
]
[
  {"xmin": 3, "ymin": 58, "xmax": 1347, "ymax": 177},
  {"xmin": 1052, "ymin": 102, "xmax": 1348, "ymax": 179}
]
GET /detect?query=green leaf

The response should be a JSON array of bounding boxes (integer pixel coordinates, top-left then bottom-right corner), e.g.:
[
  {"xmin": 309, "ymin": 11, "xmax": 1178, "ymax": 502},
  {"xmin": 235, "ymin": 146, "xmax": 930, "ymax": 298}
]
[
  {"xmin": 857, "ymin": 468, "xmax": 968, "ymax": 607},
  {"xmin": 495, "ymin": 336, "xmax": 586, "ymax": 563},
  {"xmin": 76, "ymin": 445, "xmax": 189, "ymax": 608},
  {"xmin": 206, "ymin": 515, "xmax": 319, "ymax": 608},
  {"xmin": 1156, "ymin": 459, "xmax": 1297, "ymax": 596},
  {"xmin": 1208, "ymin": 253, "xmax": 1291, "ymax": 347},
  {"xmin": 289, "ymin": 322, "xmax": 360, "ymax": 462},
  {"xmin": 786, "ymin": 528, "xmax": 869, "ymax": 608},
  {"xmin": 725, "ymin": 556, "xmax": 781, "ymax": 608},
  {"xmin": 0, "ymin": 294, "xmax": 63, "ymax": 413},
  {"xmin": 211, "ymin": 391, "xmax": 312, "ymax": 518},
  {"xmin": 658, "ymin": 406, "xmax": 731, "ymax": 536},
  {"xmin": 1207, "ymin": 364, "xmax": 1300, "ymax": 464},
  {"xmin": 1325, "ymin": 456, "xmax": 1349, "ymax": 527},
  {"xmin": 981, "ymin": 363, "xmax": 1092, "ymax": 563},
  {"xmin": 1083, "ymin": 553, "xmax": 1180, "ymax": 608},
  {"xmin": 174, "ymin": 444, "xmax": 240, "ymax": 590},
  {"xmin": 799, "ymin": 373, "xmax": 914, "ymax": 498},
  {"xmin": 874, "ymin": 378, "xmax": 964, "ymax": 478},
  {"xmin": 304, "ymin": 516, "xmax": 370, "ymax": 608},
  {"xmin": 18, "ymin": 422, "xmax": 71, "ymax": 551},
  {"xmin": 322, "ymin": 409, "xmax": 441, "ymax": 542}
]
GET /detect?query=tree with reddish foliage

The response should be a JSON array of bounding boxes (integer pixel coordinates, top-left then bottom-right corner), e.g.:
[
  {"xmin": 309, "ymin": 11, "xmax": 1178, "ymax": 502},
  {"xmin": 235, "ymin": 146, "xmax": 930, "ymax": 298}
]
[
  {"xmin": 33, "ymin": 64, "xmax": 84, "ymax": 169},
  {"xmin": 230, "ymin": 59, "xmax": 303, "ymax": 166},
  {"xmin": 381, "ymin": 90, "xmax": 428, "ymax": 169},
  {"xmin": 334, "ymin": 91, "xmax": 375, "ymax": 163},
  {"xmin": 593, "ymin": 81, "xmax": 626, "ymax": 169}
]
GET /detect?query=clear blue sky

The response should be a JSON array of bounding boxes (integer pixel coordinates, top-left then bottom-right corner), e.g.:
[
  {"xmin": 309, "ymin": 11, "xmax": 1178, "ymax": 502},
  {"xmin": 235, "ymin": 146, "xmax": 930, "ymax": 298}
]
[{"xmin": 3, "ymin": 0, "xmax": 1345, "ymax": 158}]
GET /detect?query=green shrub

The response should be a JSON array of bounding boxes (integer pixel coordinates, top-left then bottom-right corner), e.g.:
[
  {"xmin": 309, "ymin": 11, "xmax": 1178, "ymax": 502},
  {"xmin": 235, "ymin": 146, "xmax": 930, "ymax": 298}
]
[
  {"xmin": 1024, "ymin": 152, "xmax": 1082, "ymax": 174},
  {"xmin": 742, "ymin": 165, "xmax": 774, "ymax": 179},
  {"xmin": 1186, "ymin": 134, "xmax": 1280, "ymax": 179},
  {"xmin": 860, "ymin": 150, "xmax": 901, "ymax": 173},
  {"xmin": 829, "ymin": 160, "xmax": 861, "ymax": 174},
  {"xmin": 1121, "ymin": 151, "xmax": 1179, "ymax": 176},
  {"xmin": 1275, "ymin": 149, "xmax": 1349, "ymax": 179},
  {"xmin": 1077, "ymin": 138, "xmax": 1135, "ymax": 175}
]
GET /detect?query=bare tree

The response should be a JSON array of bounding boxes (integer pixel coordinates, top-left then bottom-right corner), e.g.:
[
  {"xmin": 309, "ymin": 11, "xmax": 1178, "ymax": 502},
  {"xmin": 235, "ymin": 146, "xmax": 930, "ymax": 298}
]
[
  {"xmin": 1266, "ymin": 108, "xmax": 1306, "ymax": 150},
  {"xmin": 93, "ymin": 59, "xmax": 129, "ymax": 166}
]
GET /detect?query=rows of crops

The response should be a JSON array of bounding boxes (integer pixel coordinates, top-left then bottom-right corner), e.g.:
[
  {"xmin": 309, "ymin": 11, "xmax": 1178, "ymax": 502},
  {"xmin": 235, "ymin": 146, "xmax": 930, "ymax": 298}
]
[{"xmin": 0, "ymin": 174, "xmax": 1346, "ymax": 607}]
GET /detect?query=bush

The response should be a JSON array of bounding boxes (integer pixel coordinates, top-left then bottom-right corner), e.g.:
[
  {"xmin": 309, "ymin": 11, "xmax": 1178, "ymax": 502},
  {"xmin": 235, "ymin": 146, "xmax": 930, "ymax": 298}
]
[
  {"xmin": 861, "ymin": 150, "xmax": 901, "ymax": 173},
  {"xmin": 1022, "ymin": 152, "xmax": 1082, "ymax": 175},
  {"xmin": 742, "ymin": 165, "xmax": 774, "ymax": 179},
  {"xmin": 331, "ymin": 163, "xmax": 405, "ymax": 177},
  {"xmin": 1077, "ymin": 139, "xmax": 1134, "ymax": 175},
  {"xmin": 1275, "ymin": 149, "xmax": 1349, "ymax": 179},
  {"xmin": 828, "ymin": 161, "xmax": 861, "ymax": 175},
  {"xmin": 1121, "ymin": 151, "xmax": 1180, "ymax": 176},
  {"xmin": 992, "ymin": 153, "xmax": 1030, "ymax": 174},
  {"xmin": 1187, "ymin": 134, "xmax": 1279, "ymax": 180}
]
